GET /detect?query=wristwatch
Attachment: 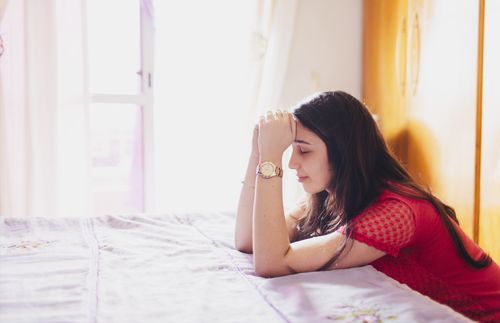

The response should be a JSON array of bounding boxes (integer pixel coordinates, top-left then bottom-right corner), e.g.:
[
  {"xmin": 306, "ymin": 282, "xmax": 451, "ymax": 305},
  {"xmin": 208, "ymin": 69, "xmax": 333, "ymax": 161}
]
[{"xmin": 256, "ymin": 161, "xmax": 283, "ymax": 179}]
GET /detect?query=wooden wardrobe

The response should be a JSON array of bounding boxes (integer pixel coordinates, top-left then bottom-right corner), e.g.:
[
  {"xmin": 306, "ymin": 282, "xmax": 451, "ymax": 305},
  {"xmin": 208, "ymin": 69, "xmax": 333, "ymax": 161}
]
[{"xmin": 363, "ymin": 0, "xmax": 499, "ymax": 262}]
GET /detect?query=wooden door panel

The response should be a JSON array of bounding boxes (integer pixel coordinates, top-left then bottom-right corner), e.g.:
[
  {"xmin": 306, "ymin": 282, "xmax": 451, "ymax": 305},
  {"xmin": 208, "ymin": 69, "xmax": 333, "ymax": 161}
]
[
  {"xmin": 363, "ymin": 0, "xmax": 409, "ymax": 160},
  {"xmin": 406, "ymin": 0, "xmax": 479, "ymax": 237},
  {"xmin": 479, "ymin": 0, "xmax": 500, "ymax": 262}
]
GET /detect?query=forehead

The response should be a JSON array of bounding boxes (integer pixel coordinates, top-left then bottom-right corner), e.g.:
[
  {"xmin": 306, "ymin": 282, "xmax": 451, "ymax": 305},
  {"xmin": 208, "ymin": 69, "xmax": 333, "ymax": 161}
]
[{"xmin": 295, "ymin": 121, "xmax": 322, "ymax": 144}]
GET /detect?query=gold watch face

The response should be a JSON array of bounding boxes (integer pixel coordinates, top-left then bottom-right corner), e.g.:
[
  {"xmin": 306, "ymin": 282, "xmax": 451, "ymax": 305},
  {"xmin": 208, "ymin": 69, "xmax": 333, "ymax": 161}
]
[{"xmin": 261, "ymin": 162, "xmax": 275, "ymax": 177}]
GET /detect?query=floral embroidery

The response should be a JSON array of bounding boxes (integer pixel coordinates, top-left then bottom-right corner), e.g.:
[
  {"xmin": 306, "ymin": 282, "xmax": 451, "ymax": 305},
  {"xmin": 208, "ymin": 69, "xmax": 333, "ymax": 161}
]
[
  {"xmin": 326, "ymin": 304, "xmax": 397, "ymax": 322},
  {"xmin": 1, "ymin": 239, "xmax": 55, "ymax": 250}
]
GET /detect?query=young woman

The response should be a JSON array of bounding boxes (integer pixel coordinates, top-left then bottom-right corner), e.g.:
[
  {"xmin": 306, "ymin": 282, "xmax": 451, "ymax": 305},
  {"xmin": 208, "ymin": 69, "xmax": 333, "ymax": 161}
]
[{"xmin": 235, "ymin": 91, "xmax": 500, "ymax": 322}]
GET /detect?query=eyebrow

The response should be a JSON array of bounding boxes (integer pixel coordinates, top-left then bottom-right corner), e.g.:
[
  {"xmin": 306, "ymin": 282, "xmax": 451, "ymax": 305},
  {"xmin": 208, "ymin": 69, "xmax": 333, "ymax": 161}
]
[{"xmin": 294, "ymin": 139, "xmax": 312, "ymax": 145}]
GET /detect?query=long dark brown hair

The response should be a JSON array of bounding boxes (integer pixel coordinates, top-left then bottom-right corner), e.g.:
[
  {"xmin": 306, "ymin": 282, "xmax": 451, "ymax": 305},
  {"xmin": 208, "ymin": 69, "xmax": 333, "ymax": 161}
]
[{"xmin": 292, "ymin": 91, "xmax": 491, "ymax": 269}]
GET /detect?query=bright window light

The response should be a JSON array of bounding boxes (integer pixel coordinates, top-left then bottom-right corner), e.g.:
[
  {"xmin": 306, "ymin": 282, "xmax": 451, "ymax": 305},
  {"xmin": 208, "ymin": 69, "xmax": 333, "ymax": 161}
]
[
  {"xmin": 153, "ymin": 1, "xmax": 256, "ymax": 212},
  {"xmin": 89, "ymin": 103, "xmax": 144, "ymax": 215},
  {"xmin": 87, "ymin": 0, "xmax": 141, "ymax": 94},
  {"xmin": 86, "ymin": 0, "xmax": 145, "ymax": 215}
]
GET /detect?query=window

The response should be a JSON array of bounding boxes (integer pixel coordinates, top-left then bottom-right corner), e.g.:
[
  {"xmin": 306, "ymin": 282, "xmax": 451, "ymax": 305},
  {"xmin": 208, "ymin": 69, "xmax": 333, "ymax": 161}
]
[
  {"xmin": 86, "ymin": 0, "xmax": 258, "ymax": 214},
  {"xmin": 86, "ymin": 0, "xmax": 153, "ymax": 215},
  {"xmin": 151, "ymin": 0, "xmax": 256, "ymax": 212}
]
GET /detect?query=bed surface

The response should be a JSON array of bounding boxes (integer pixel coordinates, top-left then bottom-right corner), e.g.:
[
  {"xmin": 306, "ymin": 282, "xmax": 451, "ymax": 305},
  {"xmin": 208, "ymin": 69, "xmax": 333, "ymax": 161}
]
[{"xmin": 0, "ymin": 212, "xmax": 473, "ymax": 322}]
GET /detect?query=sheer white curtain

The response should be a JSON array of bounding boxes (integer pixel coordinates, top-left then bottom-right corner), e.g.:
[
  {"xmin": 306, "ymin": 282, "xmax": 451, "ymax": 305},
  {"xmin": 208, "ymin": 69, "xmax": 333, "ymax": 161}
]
[
  {"xmin": 0, "ymin": 0, "xmax": 90, "ymax": 217},
  {"xmin": 152, "ymin": 0, "xmax": 300, "ymax": 213},
  {"xmin": 249, "ymin": 0, "xmax": 299, "ymax": 117},
  {"xmin": 248, "ymin": 0, "xmax": 303, "ymax": 211}
]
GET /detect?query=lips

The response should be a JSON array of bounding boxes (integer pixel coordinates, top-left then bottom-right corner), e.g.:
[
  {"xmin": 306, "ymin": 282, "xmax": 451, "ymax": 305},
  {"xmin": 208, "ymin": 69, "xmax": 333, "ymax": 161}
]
[{"xmin": 297, "ymin": 176, "xmax": 308, "ymax": 182}]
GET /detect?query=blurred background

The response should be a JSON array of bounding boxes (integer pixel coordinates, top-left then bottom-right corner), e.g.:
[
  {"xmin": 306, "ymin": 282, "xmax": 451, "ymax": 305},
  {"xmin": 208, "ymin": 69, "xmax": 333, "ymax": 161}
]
[{"xmin": 0, "ymin": 0, "xmax": 498, "ymax": 262}]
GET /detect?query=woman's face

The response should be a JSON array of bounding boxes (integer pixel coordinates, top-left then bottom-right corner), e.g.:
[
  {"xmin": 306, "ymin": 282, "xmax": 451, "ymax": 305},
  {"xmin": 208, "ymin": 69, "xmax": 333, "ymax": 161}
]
[{"xmin": 288, "ymin": 121, "xmax": 333, "ymax": 194}]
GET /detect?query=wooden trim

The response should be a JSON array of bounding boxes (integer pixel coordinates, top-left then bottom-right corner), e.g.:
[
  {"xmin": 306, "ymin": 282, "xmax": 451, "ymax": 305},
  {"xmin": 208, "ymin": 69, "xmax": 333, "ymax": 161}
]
[{"xmin": 473, "ymin": 0, "xmax": 485, "ymax": 243}]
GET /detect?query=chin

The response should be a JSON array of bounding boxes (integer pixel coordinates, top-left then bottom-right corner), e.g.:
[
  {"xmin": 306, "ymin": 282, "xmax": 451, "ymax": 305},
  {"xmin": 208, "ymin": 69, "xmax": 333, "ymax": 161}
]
[
  {"xmin": 302, "ymin": 181, "xmax": 330, "ymax": 195},
  {"xmin": 302, "ymin": 185, "xmax": 322, "ymax": 195}
]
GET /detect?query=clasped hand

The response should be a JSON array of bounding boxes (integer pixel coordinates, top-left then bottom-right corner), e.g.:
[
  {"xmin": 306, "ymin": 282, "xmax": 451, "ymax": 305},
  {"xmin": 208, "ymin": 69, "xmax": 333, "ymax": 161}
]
[{"xmin": 256, "ymin": 110, "xmax": 296, "ymax": 160}]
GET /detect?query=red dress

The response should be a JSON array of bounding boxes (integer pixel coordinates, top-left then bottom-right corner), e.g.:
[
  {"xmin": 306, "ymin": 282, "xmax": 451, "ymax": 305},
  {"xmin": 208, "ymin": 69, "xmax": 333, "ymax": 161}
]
[{"xmin": 350, "ymin": 190, "xmax": 500, "ymax": 322}]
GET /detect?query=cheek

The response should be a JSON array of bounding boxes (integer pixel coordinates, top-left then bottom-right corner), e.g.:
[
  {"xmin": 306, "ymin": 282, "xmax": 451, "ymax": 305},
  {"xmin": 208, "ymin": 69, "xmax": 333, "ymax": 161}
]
[
  {"xmin": 307, "ymin": 158, "xmax": 331, "ymax": 181},
  {"xmin": 304, "ymin": 166, "xmax": 331, "ymax": 194},
  {"xmin": 318, "ymin": 158, "xmax": 333, "ymax": 185}
]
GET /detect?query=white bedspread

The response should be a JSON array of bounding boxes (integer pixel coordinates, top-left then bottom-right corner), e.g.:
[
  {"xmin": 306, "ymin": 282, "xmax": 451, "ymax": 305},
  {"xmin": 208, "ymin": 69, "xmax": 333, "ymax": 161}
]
[{"xmin": 0, "ymin": 212, "xmax": 473, "ymax": 322}]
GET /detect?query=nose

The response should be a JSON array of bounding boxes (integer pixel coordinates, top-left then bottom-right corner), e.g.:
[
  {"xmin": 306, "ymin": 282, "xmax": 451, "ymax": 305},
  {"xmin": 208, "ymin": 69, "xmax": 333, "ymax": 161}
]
[{"xmin": 288, "ymin": 146, "xmax": 300, "ymax": 170}]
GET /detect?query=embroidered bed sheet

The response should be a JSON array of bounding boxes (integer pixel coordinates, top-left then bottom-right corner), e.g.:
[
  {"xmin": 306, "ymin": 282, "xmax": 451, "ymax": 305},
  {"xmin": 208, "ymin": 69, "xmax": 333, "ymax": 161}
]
[{"xmin": 0, "ymin": 212, "xmax": 473, "ymax": 323}]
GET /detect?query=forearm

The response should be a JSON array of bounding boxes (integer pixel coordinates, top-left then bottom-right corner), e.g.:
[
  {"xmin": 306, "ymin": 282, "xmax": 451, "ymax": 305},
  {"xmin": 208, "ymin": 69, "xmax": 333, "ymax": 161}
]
[
  {"xmin": 253, "ymin": 157, "xmax": 292, "ymax": 277},
  {"xmin": 234, "ymin": 154, "xmax": 259, "ymax": 253}
]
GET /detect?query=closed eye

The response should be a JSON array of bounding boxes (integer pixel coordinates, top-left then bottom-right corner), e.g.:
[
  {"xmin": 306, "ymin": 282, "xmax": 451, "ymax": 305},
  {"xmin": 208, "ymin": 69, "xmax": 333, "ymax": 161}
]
[{"xmin": 293, "ymin": 143, "xmax": 311, "ymax": 154}]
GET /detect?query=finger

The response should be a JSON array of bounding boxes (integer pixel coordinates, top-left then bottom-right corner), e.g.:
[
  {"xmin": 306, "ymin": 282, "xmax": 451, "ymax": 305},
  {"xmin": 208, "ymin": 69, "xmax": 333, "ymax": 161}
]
[
  {"xmin": 258, "ymin": 115, "xmax": 266, "ymax": 128},
  {"xmin": 274, "ymin": 109, "xmax": 284, "ymax": 119},
  {"xmin": 265, "ymin": 110, "xmax": 275, "ymax": 121}
]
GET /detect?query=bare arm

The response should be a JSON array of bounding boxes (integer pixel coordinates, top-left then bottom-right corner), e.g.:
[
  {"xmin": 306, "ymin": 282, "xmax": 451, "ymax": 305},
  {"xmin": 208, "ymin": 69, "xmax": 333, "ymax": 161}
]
[
  {"xmin": 235, "ymin": 124, "xmax": 261, "ymax": 253},
  {"xmin": 253, "ymin": 111, "xmax": 385, "ymax": 277},
  {"xmin": 234, "ymin": 152, "xmax": 259, "ymax": 253},
  {"xmin": 235, "ymin": 125, "xmax": 304, "ymax": 253},
  {"xmin": 252, "ymin": 111, "xmax": 299, "ymax": 274}
]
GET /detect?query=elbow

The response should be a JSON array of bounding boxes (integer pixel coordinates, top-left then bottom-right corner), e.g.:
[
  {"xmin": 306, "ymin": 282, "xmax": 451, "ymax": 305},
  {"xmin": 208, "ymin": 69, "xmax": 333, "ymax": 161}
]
[
  {"xmin": 255, "ymin": 267, "xmax": 276, "ymax": 278},
  {"xmin": 254, "ymin": 262, "xmax": 290, "ymax": 278},
  {"xmin": 254, "ymin": 267, "xmax": 288, "ymax": 278},
  {"xmin": 234, "ymin": 239, "xmax": 253, "ymax": 254},
  {"xmin": 254, "ymin": 247, "xmax": 294, "ymax": 278}
]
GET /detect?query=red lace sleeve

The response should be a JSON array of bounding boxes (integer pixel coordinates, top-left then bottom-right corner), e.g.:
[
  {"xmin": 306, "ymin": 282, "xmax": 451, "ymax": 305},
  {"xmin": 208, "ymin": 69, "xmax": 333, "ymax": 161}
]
[{"xmin": 349, "ymin": 198, "xmax": 416, "ymax": 257}]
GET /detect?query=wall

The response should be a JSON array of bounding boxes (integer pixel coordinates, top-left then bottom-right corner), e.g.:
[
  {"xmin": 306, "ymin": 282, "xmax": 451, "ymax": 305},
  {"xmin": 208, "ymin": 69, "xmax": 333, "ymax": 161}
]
[
  {"xmin": 279, "ymin": 0, "xmax": 363, "ymax": 208},
  {"xmin": 280, "ymin": 0, "xmax": 363, "ymax": 109}
]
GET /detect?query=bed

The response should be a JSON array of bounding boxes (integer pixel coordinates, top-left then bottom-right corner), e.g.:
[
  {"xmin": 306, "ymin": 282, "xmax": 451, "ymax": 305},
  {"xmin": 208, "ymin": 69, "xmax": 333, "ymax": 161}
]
[{"xmin": 0, "ymin": 212, "xmax": 473, "ymax": 322}]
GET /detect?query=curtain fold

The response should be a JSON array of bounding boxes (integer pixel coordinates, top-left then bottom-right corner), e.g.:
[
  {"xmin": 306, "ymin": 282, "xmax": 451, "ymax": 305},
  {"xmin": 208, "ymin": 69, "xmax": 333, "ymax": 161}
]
[
  {"xmin": 0, "ymin": 0, "xmax": 90, "ymax": 217},
  {"xmin": 251, "ymin": 0, "xmax": 299, "ymax": 116},
  {"xmin": 140, "ymin": 0, "xmax": 154, "ymax": 23},
  {"xmin": 249, "ymin": 0, "xmax": 303, "ymax": 211}
]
